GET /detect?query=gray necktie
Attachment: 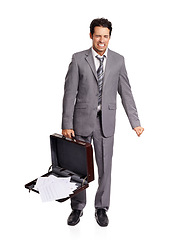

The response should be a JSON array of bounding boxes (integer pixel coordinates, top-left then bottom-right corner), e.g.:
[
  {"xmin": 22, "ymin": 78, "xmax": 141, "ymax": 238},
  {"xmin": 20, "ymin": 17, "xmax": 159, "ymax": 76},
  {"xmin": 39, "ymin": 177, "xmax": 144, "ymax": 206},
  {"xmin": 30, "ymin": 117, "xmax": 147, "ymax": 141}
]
[{"xmin": 96, "ymin": 55, "xmax": 105, "ymax": 107}]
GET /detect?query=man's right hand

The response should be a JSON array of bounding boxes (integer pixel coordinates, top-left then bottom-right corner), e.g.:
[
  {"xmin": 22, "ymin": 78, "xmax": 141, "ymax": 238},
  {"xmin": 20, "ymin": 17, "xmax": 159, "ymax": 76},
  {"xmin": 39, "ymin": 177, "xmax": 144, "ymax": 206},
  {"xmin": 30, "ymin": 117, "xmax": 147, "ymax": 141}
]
[{"xmin": 62, "ymin": 129, "xmax": 75, "ymax": 139}]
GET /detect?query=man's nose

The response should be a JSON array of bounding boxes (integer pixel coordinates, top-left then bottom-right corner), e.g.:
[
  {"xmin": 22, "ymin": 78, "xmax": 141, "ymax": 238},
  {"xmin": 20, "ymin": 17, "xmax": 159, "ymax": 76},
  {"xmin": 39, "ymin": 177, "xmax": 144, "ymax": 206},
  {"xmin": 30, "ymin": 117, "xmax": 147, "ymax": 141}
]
[{"xmin": 99, "ymin": 37, "xmax": 104, "ymax": 42}]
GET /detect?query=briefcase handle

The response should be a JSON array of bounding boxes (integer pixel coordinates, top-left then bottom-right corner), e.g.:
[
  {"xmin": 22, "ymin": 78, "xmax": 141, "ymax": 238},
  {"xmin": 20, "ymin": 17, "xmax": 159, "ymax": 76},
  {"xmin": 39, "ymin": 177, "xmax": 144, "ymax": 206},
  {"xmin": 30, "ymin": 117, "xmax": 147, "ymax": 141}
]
[
  {"xmin": 62, "ymin": 134, "xmax": 77, "ymax": 142},
  {"xmin": 71, "ymin": 135, "xmax": 77, "ymax": 141},
  {"xmin": 61, "ymin": 134, "xmax": 86, "ymax": 146}
]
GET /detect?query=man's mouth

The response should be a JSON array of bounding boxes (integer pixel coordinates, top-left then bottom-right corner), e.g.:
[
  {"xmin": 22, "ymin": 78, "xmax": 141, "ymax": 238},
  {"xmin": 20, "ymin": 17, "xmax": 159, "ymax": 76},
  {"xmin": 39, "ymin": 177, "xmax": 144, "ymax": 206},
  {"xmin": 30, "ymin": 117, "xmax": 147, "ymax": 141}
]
[{"xmin": 98, "ymin": 44, "xmax": 104, "ymax": 47}]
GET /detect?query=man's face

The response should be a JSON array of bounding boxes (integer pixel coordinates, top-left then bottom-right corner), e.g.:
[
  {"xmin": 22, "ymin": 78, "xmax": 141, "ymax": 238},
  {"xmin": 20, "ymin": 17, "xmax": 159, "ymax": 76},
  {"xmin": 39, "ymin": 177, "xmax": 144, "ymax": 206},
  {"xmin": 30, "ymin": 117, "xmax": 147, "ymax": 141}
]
[{"xmin": 90, "ymin": 26, "xmax": 110, "ymax": 56}]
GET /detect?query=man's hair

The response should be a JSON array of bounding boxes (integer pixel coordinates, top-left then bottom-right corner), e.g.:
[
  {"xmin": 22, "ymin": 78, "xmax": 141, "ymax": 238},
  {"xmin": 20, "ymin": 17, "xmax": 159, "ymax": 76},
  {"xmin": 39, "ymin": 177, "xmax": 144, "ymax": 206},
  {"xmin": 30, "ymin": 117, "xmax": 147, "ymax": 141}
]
[{"xmin": 90, "ymin": 18, "xmax": 112, "ymax": 36}]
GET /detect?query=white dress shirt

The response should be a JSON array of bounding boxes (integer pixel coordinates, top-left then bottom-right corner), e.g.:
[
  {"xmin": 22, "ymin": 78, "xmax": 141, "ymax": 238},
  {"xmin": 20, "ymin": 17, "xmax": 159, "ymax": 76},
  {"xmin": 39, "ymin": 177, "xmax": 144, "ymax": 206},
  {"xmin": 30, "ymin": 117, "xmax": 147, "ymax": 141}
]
[{"xmin": 91, "ymin": 47, "xmax": 108, "ymax": 72}]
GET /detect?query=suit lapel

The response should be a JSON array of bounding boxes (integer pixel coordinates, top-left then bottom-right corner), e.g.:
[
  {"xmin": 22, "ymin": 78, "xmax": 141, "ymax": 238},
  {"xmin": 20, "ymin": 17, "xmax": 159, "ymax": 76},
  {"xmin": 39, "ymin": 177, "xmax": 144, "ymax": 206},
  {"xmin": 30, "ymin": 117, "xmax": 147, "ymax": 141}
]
[
  {"xmin": 85, "ymin": 48, "xmax": 113, "ymax": 87},
  {"xmin": 85, "ymin": 48, "xmax": 98, "ymax": 81},
  {"xmin": 103, "ymin": 49, "xmax": 112, "ymax": 88}
]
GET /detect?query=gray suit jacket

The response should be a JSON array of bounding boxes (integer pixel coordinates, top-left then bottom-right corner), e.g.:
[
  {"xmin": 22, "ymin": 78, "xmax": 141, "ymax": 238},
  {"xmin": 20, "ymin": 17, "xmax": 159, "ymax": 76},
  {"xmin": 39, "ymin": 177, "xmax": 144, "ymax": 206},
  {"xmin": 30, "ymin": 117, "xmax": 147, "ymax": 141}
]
[{"xmin": 62, "ymin": 48, "xmax": 141, "ymax": 137}]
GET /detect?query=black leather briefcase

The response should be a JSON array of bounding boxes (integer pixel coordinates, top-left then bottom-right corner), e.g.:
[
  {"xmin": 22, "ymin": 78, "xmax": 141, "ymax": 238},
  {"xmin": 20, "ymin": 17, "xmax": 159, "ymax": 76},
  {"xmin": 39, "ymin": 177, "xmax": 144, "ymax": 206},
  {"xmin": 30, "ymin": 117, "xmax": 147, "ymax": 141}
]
[{"xmin": 25, "ymin": 133, "xmax": 94, "ymax": 202}]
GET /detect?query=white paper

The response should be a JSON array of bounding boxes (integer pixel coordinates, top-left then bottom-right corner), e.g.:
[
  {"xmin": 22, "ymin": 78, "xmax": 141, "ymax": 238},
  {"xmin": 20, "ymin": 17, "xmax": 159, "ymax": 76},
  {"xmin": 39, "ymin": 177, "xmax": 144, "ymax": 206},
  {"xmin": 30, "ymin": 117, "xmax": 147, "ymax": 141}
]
[{"xmin": 34, "ymin": 175, "xmax": 78, "ymax": 202}]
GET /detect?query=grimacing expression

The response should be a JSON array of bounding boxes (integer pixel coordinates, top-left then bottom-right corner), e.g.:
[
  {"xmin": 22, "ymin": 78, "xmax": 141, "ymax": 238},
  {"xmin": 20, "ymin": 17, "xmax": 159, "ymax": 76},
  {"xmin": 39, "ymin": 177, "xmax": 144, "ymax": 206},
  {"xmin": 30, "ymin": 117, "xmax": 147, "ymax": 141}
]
[{"xmin": 90, "ymin": 26, "xmax": 110, "ymax": 56}]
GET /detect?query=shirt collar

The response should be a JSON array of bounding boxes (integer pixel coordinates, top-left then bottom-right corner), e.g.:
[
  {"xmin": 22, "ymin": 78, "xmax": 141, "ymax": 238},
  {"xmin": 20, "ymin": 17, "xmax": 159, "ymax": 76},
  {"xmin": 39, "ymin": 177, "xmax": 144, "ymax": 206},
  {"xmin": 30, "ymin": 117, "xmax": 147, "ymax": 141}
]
[{"xmin": 92, "ymin": 47, "xmax": 108, "ymax": 59}]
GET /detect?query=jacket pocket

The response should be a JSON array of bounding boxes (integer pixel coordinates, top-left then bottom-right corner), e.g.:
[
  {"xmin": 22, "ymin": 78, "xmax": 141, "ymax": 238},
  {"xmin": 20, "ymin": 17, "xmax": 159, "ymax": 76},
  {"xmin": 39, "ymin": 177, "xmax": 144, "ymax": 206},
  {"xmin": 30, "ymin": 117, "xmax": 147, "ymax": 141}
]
[
  {"xmin": 108, "ymin": 103, "xmax": 116, "ymax": 110},
  {"xmin": 75, "ymin": 103, "xmax": 87, "ymax": 109}
]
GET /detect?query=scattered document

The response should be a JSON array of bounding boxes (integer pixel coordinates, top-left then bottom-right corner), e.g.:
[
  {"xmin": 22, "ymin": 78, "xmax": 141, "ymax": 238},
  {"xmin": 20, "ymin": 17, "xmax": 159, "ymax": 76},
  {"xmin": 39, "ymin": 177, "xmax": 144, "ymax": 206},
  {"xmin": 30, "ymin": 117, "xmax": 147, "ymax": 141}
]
[{"xmin": 34, "ymin": 175, "xmax": 78, "ymax": 202}]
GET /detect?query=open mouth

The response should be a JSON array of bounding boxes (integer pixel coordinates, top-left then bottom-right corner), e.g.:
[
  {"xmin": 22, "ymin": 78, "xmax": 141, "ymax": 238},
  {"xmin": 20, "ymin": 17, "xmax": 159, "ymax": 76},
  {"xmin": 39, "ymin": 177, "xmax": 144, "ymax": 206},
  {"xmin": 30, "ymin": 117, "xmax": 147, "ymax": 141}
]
[{"xmin": 98, "ymin": 44, "xmax": 104, "ymax": 47}]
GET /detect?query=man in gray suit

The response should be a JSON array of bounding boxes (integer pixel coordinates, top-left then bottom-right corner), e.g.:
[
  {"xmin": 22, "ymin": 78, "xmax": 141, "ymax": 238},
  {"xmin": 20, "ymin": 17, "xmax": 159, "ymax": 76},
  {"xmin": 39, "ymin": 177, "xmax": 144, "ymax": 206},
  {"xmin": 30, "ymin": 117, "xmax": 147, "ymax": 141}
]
[{"xmin": 62, "ymin": 18, "xmax": 144, "ymax": 227}]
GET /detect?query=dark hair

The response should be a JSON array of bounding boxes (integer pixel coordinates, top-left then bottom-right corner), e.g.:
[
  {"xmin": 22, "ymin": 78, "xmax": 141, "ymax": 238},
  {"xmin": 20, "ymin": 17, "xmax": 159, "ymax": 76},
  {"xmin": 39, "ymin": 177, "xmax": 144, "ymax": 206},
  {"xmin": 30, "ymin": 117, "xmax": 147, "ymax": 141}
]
[{"xmin": 90, "ymin": 18, "xmax": 112, "ymax": 36}]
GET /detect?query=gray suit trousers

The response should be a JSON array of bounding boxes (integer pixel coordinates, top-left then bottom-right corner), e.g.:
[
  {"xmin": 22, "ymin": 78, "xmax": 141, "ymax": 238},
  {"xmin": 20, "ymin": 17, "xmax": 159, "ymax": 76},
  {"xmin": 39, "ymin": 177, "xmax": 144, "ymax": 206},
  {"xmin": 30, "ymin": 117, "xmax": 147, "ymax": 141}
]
[{"xmin": 71, "ymin": 113, "xmax": 114, "ymax": 211}]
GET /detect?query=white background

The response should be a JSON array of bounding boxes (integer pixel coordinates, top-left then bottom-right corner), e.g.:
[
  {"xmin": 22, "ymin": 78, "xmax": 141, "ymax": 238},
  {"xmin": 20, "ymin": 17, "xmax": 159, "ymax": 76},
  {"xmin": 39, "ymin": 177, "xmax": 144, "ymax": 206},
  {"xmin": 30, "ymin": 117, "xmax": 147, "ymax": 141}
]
[{"xmin": 0, "ymin": 0, "xmax": 173, "ymax": 239}]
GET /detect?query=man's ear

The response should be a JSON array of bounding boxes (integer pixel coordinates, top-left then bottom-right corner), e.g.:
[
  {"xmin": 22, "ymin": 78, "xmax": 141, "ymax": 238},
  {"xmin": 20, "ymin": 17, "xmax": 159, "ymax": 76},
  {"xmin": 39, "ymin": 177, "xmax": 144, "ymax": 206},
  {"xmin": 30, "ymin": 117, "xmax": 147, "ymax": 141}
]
[{"xmin": 90, "ymin": 32, "xmax": 93, "ymax": 39}]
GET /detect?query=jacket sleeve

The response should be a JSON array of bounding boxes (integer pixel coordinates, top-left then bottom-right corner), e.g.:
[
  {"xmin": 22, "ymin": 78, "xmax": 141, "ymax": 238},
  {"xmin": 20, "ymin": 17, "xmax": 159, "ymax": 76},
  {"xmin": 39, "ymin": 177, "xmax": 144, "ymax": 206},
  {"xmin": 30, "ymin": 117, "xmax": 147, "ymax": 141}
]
[
  {"xmin": 118, "ymin": 58, "xmax": 141, "ymax": 129},
  {"xmin": 61, "ymin": 54, "xmax": 79, "ymax": 130}
]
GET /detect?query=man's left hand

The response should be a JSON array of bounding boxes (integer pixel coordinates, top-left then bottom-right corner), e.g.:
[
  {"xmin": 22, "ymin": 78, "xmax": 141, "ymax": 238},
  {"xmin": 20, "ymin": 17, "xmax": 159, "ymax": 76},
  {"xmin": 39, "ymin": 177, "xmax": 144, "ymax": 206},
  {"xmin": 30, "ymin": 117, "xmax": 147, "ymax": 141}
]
[{"xmin": 134, "ymin": 126, "xmax": 144, "ymax": 137}]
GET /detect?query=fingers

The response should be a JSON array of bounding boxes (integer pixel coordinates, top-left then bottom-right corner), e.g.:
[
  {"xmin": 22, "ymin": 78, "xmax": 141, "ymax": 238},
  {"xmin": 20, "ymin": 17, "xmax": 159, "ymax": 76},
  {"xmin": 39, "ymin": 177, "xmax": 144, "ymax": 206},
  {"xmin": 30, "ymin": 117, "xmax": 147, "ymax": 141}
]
[
  {"xmin": 137, "ymin": 131, "xmax": 141, "ymax": 137},
  {"xmin": 135, "ymin": 127, "xmax": 144, "ymax": 137},
  {"xmin": 62, "ymin": 129, "xmax": 75, "ymax": 139},
  {"xmin": 71, "ymin": 130, "xmax": 75, "ymax": 137}
]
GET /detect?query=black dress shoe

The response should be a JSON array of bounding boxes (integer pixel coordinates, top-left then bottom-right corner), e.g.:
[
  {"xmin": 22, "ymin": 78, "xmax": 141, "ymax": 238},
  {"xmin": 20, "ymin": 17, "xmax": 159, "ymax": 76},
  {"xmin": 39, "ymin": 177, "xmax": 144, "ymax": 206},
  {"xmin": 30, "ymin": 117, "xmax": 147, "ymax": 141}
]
[
  {"xmin": 67, "ymin": 210, "xmax": 83, "ymax": 226},
  {"xmin": 95, "ymin": 209, "xmax": 109, "ymax": 227}
]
